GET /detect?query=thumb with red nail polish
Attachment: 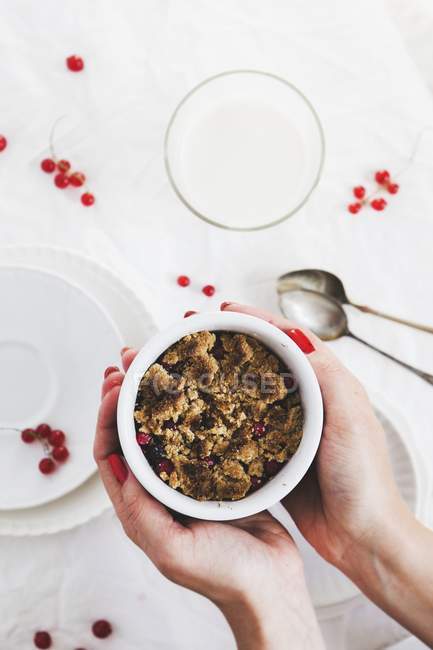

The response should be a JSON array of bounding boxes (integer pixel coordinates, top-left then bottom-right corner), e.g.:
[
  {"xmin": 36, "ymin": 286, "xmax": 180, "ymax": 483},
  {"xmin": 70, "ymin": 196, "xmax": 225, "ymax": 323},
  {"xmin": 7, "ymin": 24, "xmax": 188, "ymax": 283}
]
[{"xmin": 285, "ymin": 328, "xmax": 315, "ymax": 354}]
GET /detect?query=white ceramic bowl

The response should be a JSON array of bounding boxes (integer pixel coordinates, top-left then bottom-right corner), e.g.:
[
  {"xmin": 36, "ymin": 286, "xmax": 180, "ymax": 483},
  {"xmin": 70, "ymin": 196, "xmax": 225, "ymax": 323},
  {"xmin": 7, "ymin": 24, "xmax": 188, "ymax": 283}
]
[{"xmin": 117, "ymin": 312, "xmax": 323, "ymax": 520}]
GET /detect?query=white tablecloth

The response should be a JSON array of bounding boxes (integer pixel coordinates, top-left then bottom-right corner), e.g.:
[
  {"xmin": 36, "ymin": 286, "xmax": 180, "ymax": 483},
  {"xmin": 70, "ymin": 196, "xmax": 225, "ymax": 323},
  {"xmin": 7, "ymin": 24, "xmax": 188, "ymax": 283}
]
[{"xmin": 1, "ymin": 1, "xmax": 433, "ymax": 648}]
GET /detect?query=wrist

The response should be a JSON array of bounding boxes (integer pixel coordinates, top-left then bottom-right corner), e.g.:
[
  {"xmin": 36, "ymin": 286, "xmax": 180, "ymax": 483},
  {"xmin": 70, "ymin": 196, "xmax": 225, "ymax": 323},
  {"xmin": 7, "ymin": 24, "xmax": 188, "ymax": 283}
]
[
  {"xmin": 337, "ymin": 502, "xmax": 433, "ymax": 646},
  {"xmin": 217, "ymin": 566, "xmax": 324, "ymax": 650},
  {"xmin": 337, "ymin": 498, "xmax": 414, "ymax": 587}
]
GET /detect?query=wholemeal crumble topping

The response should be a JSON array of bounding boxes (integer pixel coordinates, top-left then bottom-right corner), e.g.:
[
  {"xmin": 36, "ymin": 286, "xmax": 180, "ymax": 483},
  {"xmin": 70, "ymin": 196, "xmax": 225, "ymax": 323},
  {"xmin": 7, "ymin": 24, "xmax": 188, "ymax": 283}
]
[{"xmin": 134, "ymin": 331, "xmax": 303, "ymax": 501}]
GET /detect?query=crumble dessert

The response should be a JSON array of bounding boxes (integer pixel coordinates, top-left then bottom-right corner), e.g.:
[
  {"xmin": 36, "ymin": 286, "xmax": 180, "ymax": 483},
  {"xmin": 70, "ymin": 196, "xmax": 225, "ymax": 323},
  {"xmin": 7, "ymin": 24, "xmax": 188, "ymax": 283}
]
[{"xmin": 134, "ymin": 331, "xmax": 303, "ymax": 501}]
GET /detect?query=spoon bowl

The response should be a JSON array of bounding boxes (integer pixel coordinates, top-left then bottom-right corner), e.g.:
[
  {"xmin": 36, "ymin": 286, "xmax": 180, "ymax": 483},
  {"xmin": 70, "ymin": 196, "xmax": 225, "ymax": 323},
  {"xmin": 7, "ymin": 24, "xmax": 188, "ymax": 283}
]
[
  {"xmin": 278, "ymin": 269, "xmax": 349, "ymax": 304},
  {"xmin": 279, "ymin": 288, "xmax": 433, "ymax": 385},
  {"xmin": 279, "ymin": 289, "xmax": 348, "ymax": 341},
  {"xmin": 278, "ymin": 269, "xmax": 433, "ymax": 335}
]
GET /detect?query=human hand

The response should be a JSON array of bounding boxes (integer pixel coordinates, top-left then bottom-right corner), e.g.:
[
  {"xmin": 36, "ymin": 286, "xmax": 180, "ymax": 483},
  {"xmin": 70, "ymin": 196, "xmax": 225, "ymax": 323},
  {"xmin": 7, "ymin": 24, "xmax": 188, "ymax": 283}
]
[
  {"xmin": 220, "ymin": 303, "xmax": 408, "ymax": 572},
  {"xmin": 94, "ymin": 350, "xmax": 324, "ymax": 650},
  {"xmin": 222, "ymin": 303, "xmax": 433, "ymax": 647}
]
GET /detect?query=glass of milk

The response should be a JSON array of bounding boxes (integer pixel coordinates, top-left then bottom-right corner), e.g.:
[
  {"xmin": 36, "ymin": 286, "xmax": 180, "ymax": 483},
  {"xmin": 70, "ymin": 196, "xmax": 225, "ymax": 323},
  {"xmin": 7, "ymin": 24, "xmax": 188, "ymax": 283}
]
[{"xmin": 164, "ymin": 70, "xmax": 325, "ymax": 231}]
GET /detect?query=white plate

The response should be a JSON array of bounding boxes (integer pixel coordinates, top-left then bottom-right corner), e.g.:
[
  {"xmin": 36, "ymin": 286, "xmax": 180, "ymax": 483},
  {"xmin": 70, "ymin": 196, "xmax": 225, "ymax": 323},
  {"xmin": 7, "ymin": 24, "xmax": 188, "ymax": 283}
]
[
  {"xmin": 271, "ymin": 395, "xmax": 426, "ymax": 613},
  {"xmin": 0, "ymin": 246, "xmax": 156, "ymax": 533},
  {"xmin": 0, "ymin": 267, "xmax": 123, "ymax": 510}
]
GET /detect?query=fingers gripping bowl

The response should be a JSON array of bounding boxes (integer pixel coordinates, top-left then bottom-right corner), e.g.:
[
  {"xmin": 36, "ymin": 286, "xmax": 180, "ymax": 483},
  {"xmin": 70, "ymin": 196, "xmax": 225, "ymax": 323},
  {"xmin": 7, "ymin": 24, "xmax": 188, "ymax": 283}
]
[{"xmin": 117, "ymin": 312, "xmax": 323, "ymax": 520}]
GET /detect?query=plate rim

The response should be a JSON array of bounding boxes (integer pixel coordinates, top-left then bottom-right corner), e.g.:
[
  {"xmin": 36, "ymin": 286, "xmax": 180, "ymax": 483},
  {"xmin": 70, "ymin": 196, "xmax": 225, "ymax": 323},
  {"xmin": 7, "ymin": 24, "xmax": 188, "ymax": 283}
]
[{"xmin": 0, "ymin": 264, "xmax": 124, "ymax": 510}]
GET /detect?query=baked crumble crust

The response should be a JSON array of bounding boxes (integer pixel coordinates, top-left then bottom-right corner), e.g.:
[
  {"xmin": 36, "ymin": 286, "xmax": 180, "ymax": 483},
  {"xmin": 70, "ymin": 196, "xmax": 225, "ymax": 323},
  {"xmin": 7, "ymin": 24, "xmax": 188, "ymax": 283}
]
[{"xmin": 134, "ymin": 331, "xmax": 303, "ymax": 501}]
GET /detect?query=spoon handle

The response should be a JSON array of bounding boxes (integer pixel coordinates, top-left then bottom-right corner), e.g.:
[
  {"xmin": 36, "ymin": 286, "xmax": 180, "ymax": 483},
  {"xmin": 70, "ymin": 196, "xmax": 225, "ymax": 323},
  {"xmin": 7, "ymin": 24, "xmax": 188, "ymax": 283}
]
[
  {"xmin": 350, "ymin": 303, "xmax": 433, "ymax": 335},
  {"xmin": 347, "ymin": 332, "xmax": 433, "ymax": 385}
]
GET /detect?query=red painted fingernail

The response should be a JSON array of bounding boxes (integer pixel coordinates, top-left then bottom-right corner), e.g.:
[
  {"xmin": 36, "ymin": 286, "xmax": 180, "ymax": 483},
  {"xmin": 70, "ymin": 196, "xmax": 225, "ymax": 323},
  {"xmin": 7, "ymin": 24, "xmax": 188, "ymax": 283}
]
[
  {"xmin": 104, "ymin": 366, "xmax": 119, "ymax": 379},
  {"xmin": 285, "ymin": 329, "xmax": 315, "ymax": 354},
  {"xmin": 220, "ymin": 302, "xmax": 231, "ymax": 310},
  {"xmin": 184, "ymin": 310, "xmax": 197, "ymax": 318},
  {"xmin": 108, "ymin": 453, "xmax": 128, "ymax": 485},
  {"xmin": 121, "ymin": 347, "xmax": 130, "ymax": 355}
]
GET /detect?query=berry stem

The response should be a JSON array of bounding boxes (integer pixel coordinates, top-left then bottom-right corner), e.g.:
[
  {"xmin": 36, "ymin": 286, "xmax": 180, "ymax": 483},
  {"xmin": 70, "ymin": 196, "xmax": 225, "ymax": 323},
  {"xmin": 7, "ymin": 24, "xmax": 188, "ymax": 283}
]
[{"xmin": 48, "ymin": 115, "xmax": 68, "ymax": 161}]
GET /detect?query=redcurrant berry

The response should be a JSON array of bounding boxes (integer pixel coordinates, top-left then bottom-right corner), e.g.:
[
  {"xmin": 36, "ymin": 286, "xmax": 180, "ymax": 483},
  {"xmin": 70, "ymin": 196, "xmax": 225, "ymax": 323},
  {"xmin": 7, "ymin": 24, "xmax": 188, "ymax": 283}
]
[
  {"xmin": 81, "ymin": 192, "xmax": 95, "ymax": 206},
  {"xmin": 136, "ymin": 432, "xmax": 152, "ymax": 446},
  {"xmin": 387, "ymin": 183, "xmax": 399, "ymax": 195},
  {"xmin": 371, "ymin": 198, "xmax": 387, "ymax": 211},
  {"xmin": 54, "ymin": 173, "xmax": 70, "ymax": 189},
  {"xmin": 353, "ymin": 186, "xmax": 365, "ymax": 199},
  {"xmin": 49, "ymin": 429, "xmax": 66, "ymax": 447},
  {"xmin": 156, "ymin": 459, "xmax": 174, "ymax": 475},
  {"xmin": 264, "ymin": 460, "xmax": 282, "ymax": 476},
  {"xmin": 253, "ymin": 422, "xmax": 266, "ymax": 438},
  {"xmin": 249, "ymin": 476, "xmax": 262, "ymax": 492},
  {"xmin": 69, "ymin": 171, "xmax": 85, "ymax": 187},
  {"xmin": 348, "ymin": 202, "xmax": 362, "ymax": 214},
  {"xmin": 21, "ymin": 428, "xmax": 36, "ymax": 443},
  {"xmin": 375, "ymin": 170, "xmax": 390, "ymax": 184},
  {"xmin": 36, "ymin": 423, "xmax": 51, "ymax": 438},
  {"xmin": 0, "ymin": 135, "xmax": 7, "ymax": 152},
  {"xmin": 52, "ymin": 446, "xmax": 69, "ymax": 462},
  {"xmin": 41, "ymin": 159, "xmax": 56, "ymax": 173},
  {"xmin": 202, "ymin": 284, "xmax": 215, "ymax": 297},
  {"xmin": 39, "ymin": 458, "xmax": 56, "ymax": 475},
  {"xmin": 57, "ymin": 159, "xmax": 71, "ymax": 173},
  {"xmin": 92, "ymin": 620, "xmax": 112, "ymax": 639},
  {"xmin": 34, "ymin": 631, "xmax": 52, "ymax": 649},
  {"xmin": 177, "ymin": 275, "xmax": 190, "ymax": 287},
  {"xmin": 184, "ymin": 310, "xmax": 197, "ymax": 318},
  {"xmin": 66, "ymin": 55, "xmax": 84, "ymax": 72}
]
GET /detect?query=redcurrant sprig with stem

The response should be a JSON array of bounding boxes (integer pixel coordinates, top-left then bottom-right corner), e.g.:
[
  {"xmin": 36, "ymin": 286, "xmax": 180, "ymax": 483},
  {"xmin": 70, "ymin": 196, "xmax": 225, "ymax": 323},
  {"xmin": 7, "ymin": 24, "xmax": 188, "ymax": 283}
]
[
  {"xmin": 346, "ymin": 125, "xmax": 433, "ymax": 215},
  {"xmin": 40, "ymin": 116, "xmax": 95, "ymax": 207},
  {"xmin": 1, "ymin": 423, "xmax": 70, "ymax": 475},
  {"xmin": 348, "ymin": 170, "xmax": 395, "ymax": 214}
]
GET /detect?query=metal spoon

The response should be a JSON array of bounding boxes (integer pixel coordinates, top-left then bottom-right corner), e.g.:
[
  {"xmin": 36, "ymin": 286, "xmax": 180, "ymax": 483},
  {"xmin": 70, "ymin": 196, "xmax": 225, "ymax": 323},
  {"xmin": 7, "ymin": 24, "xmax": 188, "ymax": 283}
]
[
  {"xmin": 278, "ymin": 269, "xmax": 433, "ymax": 335},
  {"xmin": 279, "ymin": 289, "xmax": 433, "ymax": 385}
]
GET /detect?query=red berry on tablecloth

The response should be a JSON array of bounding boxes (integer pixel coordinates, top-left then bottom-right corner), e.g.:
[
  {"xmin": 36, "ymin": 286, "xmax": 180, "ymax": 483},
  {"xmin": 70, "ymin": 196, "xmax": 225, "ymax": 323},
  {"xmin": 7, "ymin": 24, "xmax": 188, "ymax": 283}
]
[
  {"xmin": 52, "ymin": 446, "xmax": 69, "ymax": 462},
  {"xmin": 70, "ymin": 171, "xmax": 86, "ymax": 187},
  {"xmin": 41, "ymin": 158, "xmax": 56, "ymax": 173},
  {"xmin": 54, "ymin": 173, "xmax": 70, "ymax": 189},
  {"xmin": 348, "ymin": 202, "xmax": 362, "ymax": 214},
  {"xmin": 371, "ymin": 198, "xmax": 387, "ymax": 211},
  {"xmin": 0, "ymin": 135, "xmax": 7, "ymax": 152},
  {"xmin": 36, "ymin": 423, "xmax": 51, "ymax": 438},
  {"xmin": 48, "ymin": 429, "xmax": 66, "ymax": 447},
  {"xmin": 39, "ymin": 458, "xmax": 56, "ymax": 474},
  {"xmin": 387, "ymin": 182, "xmax": 399, "ymax": 194},
  {"xmin": 184, "ymin": 310, "xmax": 197, "ymax": 318},
  {"xmin": 353, "ymin": 186, "xmax": 365, "ymax": 199},
  {"xmin": 33, "ymin": 630, "xmax": 52, "ymax": 649},
  {"xmin": 202, "ymin": 284, "xmax": 215, "ymax": 297},
  {"xmin": 66, "ymin": 55, "xmax": 84, "ymax": 72},
  {"xmin": 177, "ymin": 275, "xmax": 190, "ymax": 287},
  {"xmin": 81, "ymin": 192, "xmax": 95, "ymax": 206},
  {"xmin": 92, "ymin": 619, "xmax": 113, "ymax": 639},
  {"xmin": 57, "ymin": 159, "xmax": 71, "ymax": 173},
  {"xmin": 375, "ymin": 170, "xmax": 390, "ymax": 184},
  {"xmin": 21, "ymin": 428, "xmax": 36, "ymax": 443}
]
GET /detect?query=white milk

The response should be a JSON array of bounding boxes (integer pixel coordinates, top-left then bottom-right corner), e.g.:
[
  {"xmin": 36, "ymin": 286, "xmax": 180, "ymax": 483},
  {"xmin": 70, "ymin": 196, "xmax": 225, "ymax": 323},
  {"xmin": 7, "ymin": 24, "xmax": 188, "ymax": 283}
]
[{"xmin": 181, "ymin": 100, "xmax": 305, "ymax": 229}]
